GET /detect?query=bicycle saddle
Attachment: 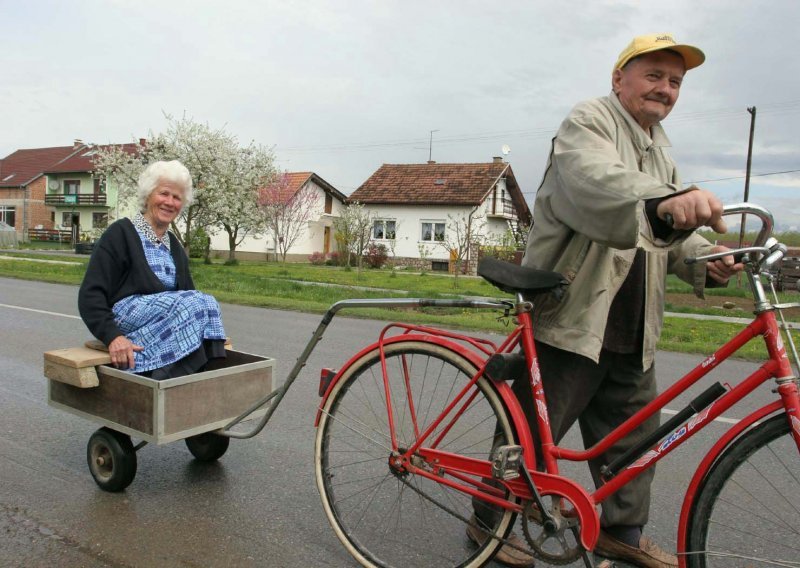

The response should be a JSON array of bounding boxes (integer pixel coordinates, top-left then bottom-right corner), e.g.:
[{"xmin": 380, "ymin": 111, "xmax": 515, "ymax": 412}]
[{"xmin": 477, "ymin": 257, "xmax": 567, "ymax": 296}]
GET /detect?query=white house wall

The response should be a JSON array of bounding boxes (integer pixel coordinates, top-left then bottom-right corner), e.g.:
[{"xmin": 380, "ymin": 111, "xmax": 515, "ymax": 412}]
[
  {"xmin": 210, "ymin": 180, "xmax": 345, "ymax": 257},
  {"xmin": 365, "ymin": 202, "xmax": 511, "ymax": 260}
]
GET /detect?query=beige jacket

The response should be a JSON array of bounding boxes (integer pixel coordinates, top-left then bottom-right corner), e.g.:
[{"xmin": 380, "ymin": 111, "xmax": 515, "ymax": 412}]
[{"xmin": 522, "ymin": 92, "xmax": 714, "ymax": 369}]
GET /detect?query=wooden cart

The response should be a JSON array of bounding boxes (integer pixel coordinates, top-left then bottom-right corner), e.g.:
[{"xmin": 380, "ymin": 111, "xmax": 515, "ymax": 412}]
[{"xmin": 44, "ymin": 345, "xmax": 274, "ymax": 491}]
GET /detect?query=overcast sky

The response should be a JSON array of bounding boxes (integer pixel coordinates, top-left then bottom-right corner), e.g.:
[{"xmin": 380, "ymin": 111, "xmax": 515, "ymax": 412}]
[{"xmin": 3, "ymin": 0, "xmax": 799, "ymax": 227}]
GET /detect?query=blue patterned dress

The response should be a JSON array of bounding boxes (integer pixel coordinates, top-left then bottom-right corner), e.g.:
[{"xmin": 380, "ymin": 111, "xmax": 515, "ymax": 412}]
[{"xmin": 111, "ymin": 214, "xmax": 226, "ymax": 373}]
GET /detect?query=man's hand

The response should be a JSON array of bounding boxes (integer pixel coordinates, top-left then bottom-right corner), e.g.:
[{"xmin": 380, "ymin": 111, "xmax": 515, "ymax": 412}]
[
  {"xmin": 706, "ymin": 245, "xmax": 744, "ymax": 284},
  {"xmin": 657, "ymin": 186, "xmax": 727, "ymax": 233},
  {"xmin": 108, "ymin": 335, "xmax": 144, "ymax": 369}
]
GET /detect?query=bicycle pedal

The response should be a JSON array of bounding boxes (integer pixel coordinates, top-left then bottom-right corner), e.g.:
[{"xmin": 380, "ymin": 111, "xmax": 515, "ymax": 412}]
[{"xmin": 491, "ymin": 445, "xmax": 523, "ymax": 480}]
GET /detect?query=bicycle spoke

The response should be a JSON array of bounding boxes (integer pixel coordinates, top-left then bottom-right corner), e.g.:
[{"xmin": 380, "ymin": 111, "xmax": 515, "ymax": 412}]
[
  {"xmin": 686, "ymin": 414, "xmax": 800, "ymax": 568},
  {"xmin": 316, "ymin": 342, "xmax": 518, "ymax": 567}
]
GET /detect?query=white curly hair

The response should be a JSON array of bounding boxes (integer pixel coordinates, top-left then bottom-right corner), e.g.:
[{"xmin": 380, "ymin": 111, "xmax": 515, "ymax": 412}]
[{"xmin": 136, "ymin": 160, "xmax": 194, "ymax": 213}]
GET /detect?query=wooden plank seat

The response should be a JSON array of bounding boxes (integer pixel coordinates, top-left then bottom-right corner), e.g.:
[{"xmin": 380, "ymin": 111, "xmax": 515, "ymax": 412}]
[
  {"xmin": 43, "ymin": 346, "xmax": 110, "ymax": 388},
  {"xmin": 44, "ymin": 339, "xmax": 234, "ymax": 389}
]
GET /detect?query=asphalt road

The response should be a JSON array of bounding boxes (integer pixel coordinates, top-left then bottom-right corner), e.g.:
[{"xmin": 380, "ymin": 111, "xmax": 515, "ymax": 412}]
[{"xmin": 0, "ymin": 277, "xmax": 773, "ymax": 567}]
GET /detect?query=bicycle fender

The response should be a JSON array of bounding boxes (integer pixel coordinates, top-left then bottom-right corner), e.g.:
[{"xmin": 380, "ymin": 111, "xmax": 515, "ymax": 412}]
[
  {"xmin": 676, "ymin": 400, "xmax": 784, "ymax": 566},
  {"xmin": 315, "ymin": 335, "xmax": 494, "ymax": 427}
]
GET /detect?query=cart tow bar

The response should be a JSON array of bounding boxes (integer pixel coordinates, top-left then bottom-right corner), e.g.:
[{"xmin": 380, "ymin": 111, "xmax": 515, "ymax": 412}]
[{"xmin": 216, "ymin": 298, "xmax": 507, "ymax": 439}]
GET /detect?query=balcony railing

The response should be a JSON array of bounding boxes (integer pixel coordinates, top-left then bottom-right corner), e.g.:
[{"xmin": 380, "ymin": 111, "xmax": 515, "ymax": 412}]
[
  {"xmin": 45, "ymin": 193, "xmax": 107, "ymax": 206},
  {"xmin": 487, "ymin": 198, "xmax": 517, "ymax": 219}
]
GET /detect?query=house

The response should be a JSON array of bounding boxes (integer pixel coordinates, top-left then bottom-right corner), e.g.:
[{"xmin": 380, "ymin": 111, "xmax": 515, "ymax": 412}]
[
  {"xmin": 42, "ymin": 141, "xmax": 141, "ymax": 240},
  {"xmin": 0, "ymin": 143, "xmax": 83, "ymax": 240},
  {"xmin": 0, "ymin": 139, "xmax": 139, "ymax": 242},
  {"xmin": 348, "ymin": 158, "xmax": 530, "ymax": 273},
  {"xmin": 209, "ymin": 171, "xmax": 347, "ymax": 261}
]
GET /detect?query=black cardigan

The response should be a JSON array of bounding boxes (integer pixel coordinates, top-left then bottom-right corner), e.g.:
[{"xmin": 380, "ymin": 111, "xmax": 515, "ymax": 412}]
[{"xmin": 78, "ymin": 218, "xmax": 195, "ymax": 346}]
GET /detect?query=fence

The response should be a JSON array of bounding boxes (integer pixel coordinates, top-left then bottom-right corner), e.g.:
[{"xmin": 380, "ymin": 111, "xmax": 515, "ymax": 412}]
[{"xmin": 28, "ymin": 228, "xmax": 73, "ymax": 243}]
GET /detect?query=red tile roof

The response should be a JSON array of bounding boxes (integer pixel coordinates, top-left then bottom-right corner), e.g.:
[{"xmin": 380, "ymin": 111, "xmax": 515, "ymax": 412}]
[
  {"xmin": 284, "ymin": 172, "xmax": 313, "ymax": 195},
  {"xmin": 44, "ymin": 143, "xmax": 140, "ymax": 174},
  {"xmin": 350, "ymin": 162, "xmax": 512, "ymax": 205},
  {"xmin": 0, "ymin": 146, "xmax": 81, "ymax": 187},
  {"xmin": 284, "ymin": 171, "xmax": 347, "ymax": 202}
]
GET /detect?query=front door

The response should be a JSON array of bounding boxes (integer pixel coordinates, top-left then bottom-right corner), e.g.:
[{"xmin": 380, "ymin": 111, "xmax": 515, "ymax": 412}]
[{"xmin": 323, "ymin": 227, "xmax": 331, "ymax": 254}]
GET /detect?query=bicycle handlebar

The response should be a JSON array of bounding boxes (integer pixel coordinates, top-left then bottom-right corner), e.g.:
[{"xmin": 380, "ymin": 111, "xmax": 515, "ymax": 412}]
[{"xmin": 720, "ymin": 202, "xmax": 774, "ymax": 249}]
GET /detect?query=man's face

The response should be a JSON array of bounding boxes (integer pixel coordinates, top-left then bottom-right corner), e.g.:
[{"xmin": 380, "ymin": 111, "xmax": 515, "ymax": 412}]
[{"xmin": 612, "ymin": 50, "xmax": 686, "ymax": 131}]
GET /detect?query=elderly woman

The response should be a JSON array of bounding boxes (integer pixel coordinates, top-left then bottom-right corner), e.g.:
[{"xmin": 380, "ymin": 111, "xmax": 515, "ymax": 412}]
[{"xmin": 79, "ymin": 160, "xmax": 226, "ymax": 379}]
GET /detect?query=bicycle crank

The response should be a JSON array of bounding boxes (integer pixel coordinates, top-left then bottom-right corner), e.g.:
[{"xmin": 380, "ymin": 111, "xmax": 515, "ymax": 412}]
[{"xmin": 522, "ymin": 498, "xmax": 584, "ymax": 565}]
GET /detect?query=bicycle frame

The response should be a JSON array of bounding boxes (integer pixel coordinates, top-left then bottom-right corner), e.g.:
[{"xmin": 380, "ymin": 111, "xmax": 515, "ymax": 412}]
[{"xmin": 314, "ymin": 285, "xmax": 800, "ymax": 559}]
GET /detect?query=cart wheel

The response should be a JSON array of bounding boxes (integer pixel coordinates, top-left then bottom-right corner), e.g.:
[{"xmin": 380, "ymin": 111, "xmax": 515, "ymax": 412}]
[
  {"xmin": 185, "ymin": 432, "xmax": 230, "ymax": 462},
  {"xmin": 86, "ymin": 427, "xmax": 137, "ymax": 492}
]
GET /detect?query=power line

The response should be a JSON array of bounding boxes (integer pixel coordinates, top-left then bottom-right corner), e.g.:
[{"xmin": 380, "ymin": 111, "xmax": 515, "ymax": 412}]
[
  {"xmin": 277, "ymin": 99, "xmax": 800, "ymax": 155},
  {"xmin": 687, "ymin": 169, "xmax": 800, "ymax": 185},
  {"xmin": 518, "ymin": 168, "xmax": 800, "ymax": 196}
]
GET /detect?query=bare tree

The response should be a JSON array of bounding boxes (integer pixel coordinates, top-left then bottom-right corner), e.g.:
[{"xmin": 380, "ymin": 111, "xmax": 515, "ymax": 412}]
[
  {"xmin": 332, "ymin": 202, "xmax": 374, "ymax": 276},
  {"xmin": 438, "ymin": 209, "xmax": 486, "ymax": 287},
  {"xmin": 258, "ymin": 172, "xmax": 320, "ymax": 262}
]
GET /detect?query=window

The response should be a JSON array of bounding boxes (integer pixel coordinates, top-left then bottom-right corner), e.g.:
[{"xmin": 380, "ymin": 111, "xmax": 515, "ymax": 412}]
[
  {"xmin": 94, "ymin": 177, "xmax": 106, "ymax": 194},
  {"xmin": 0, "ymin": 206, "xmax": 15, "ymax": 227},
  {"xmin": 421, "ymin": 221, "xmax": 445, "ymax": 242},
  {"xmin": 62, "ymin": 212, "xmax": 73, "ymax": 227},
  {"xmin": 373, "ymin": 219, "xmax": 396, "ymax": 240},
  {"xmin": 92, "ymin": 212, "xmax": 108, "ymax": 229},
  {"xmin": 64, "ymin": 180, "xmax": 80, "ymax": 194}
]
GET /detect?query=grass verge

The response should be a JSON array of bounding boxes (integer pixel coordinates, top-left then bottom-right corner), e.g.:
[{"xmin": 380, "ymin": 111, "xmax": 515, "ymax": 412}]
[{"xmin": 2, "ymin": 254, "xmax": 795, "ymax": 360}]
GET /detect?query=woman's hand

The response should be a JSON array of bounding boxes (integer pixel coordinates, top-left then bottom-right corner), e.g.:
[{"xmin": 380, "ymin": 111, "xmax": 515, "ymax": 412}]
[{"xmin": 108, "ymin": 336, "xmax": 144, "ymax": 369}]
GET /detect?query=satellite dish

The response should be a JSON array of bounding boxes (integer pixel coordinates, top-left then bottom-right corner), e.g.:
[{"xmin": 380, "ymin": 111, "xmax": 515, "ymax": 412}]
[
  {"xmin": 501, "ymin": 144, "xmax": 511, "ymax": 156},
  {"xmin": 48, "ymin": 179, "xmax": 59, "ymax": 190}
]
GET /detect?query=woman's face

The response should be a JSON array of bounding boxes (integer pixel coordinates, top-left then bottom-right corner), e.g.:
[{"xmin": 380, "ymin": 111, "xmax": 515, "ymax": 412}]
[{"xmin": 145, "ymin": 180, "xmax": 184, "ymax": 230}]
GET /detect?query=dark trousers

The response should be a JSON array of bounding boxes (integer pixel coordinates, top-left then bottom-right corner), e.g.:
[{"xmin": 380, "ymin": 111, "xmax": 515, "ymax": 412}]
[{"xmin": 476, "ymin": 341, "xmax": 659, "ymax": 528}]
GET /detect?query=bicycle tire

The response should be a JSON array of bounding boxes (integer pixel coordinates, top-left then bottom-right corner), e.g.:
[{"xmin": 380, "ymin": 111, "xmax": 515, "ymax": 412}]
[
  {"xmin": 685, "ymin": 412, "xmax": 800, "ymax": 567},
  {"xmin": 315, "ymin": 340, "xmax": 519, "ymax": 568}
]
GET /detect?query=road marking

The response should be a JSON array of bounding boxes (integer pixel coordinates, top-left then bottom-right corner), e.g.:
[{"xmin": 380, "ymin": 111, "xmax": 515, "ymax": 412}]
[
  {"xmin": 0, "ymin": 303, "xmax": 81, "ymax": 320},
  {"xmin": 0, "ymin": 255, "xmax": 80, "ymax": 265}
]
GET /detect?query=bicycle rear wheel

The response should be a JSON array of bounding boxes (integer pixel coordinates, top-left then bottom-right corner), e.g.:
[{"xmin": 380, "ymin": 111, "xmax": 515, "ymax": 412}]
[
  {"xmin": 685, "ymin": 412, "xmax": 800, "ymax": 567},
  {"xmin": 315, "ymin": 341, "xmax": 519, "ymax": 568}
]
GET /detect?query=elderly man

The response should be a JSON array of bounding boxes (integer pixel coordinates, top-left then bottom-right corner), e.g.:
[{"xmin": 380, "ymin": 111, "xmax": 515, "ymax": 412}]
[{"xmin": 469, "ymin": 34, "xmax": 742, "ymax": 568}]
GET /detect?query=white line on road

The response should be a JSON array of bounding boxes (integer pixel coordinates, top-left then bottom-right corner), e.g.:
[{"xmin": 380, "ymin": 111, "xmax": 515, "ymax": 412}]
[
  {"xmin": 0, "ymin": 255, "xmax": 80, "ymax": 265},
  {"xmin": 0, "ymin": 303, "xmax": 81, "ymax": 320}
]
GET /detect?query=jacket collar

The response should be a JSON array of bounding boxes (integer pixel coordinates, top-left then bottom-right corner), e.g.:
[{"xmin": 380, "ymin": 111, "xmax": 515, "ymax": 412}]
[{"xmin": 608, "ymin": 91, "xmax": 672, "ymax": 149}]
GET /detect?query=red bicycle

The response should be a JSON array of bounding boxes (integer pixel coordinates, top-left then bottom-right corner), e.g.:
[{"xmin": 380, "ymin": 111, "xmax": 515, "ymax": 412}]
[{"xmin": 309, "ymin": 203, "xmax": 800, "ymax": 567}]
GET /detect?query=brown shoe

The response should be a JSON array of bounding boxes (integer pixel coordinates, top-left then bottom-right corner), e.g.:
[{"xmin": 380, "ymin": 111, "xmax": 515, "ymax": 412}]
[
  {"xmin": 466, "ymin": 517, "xmax": 535, "ymax": 568},
  {"xmin": 595, "ymin": 531, "xmax": 677, "ymax": 568}
]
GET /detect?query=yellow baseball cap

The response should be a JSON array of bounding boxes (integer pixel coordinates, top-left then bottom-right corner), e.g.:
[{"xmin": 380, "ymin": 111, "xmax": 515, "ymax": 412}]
[{"xmin": 614, "ymin": 33, "xmax": 705, "ymax": 71}]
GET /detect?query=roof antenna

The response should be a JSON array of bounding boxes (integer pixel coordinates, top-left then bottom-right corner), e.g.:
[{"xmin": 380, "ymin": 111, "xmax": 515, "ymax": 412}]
[{"xmin": 429, "ymin": 129, "xmax": 439, "ymax": 162}]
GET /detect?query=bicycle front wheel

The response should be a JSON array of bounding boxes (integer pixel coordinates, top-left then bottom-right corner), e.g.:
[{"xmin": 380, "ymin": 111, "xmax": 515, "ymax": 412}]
[
  {"xmin": 685, "ymin": 412, "xmax": 800, "ymax": 567},
  {"xmin": 315, "ymin": 341, "xmax": 519, "ymax": 568}
]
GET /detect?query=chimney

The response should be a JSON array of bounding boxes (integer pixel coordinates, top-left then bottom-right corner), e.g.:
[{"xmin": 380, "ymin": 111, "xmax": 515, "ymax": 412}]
[
  {"xmin": 139, "ymin": 138, "xmax": 147, "ymax": 146},
  {"xmin": 427, "ymin": 160, "xmax": 436, "ymax": 165},
  {"xmin": 73, "ymin": 138, "xmax": 83, "ymax": 149},
  {"xmin": 493, "ymin": 156, "xmax": 503, "ymax": 163}
]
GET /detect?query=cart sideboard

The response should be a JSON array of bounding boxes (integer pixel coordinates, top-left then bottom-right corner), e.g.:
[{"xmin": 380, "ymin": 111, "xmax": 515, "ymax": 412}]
[{"xmin": 46, "ymin": 349, "xmax": 274, "ymax": 445}]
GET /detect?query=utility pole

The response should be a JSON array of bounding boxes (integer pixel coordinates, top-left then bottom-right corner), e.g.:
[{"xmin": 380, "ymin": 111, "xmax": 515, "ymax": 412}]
[
  {"xmin": 738, "ymin": 106, "xmax": 757, "ymax": 249},
  {"xmin": 428, "ymin": 130, "xmax": 439, "ymax": 162},
  {"xmin": 736, "ymin": 107, "xmax": 756, "ymax": 288}
]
